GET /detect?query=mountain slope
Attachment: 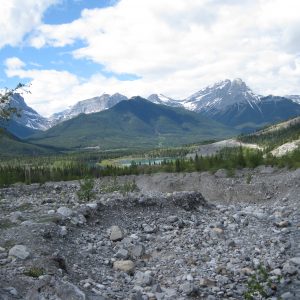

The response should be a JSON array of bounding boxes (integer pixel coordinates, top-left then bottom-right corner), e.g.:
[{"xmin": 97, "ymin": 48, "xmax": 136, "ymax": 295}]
[
  {"xmin": 6, "ymin": 119, "xmax": 41, "ymax": 139},
  {"xmin": 48, "ymin": 93, "xmax": 128, "ymax": 127},
  {"xmin": 0, "ymin": 129, "xmax": 53, "ymax": 157},
  {"xmin": 238, "ymin": 116, "xmax": 300, "ymax": 150},
  {"xmin": 9, "ymin": 93, "xmax": 50, "ymax": 133},
  {"xmin": 207, "ymin": 95, "xmax": 300, "ymax": 132},
  {"xmin": 28, "ymin": 97, "xmax": 237, "ymax": 150},
  {"xmin": 285, "ymin": 95, "xmax": 300, "ymax": 104},
  {"xmin": 1, "ymin": 93, "xmax": 49, "ymax": 138}
]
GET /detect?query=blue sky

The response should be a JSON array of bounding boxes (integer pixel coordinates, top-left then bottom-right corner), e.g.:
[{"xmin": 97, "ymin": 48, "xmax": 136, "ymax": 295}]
[
  {"xmin": 0, "ymin": 0, "xmax": 120, "ymax": 87},
  {"xmin": 1, "ymin": 0, "xmax": 300, "ymax": 116}
]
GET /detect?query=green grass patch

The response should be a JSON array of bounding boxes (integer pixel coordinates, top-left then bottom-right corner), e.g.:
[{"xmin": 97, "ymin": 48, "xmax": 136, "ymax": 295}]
[{"xmin": 24, "ymin": 267, "xmax": 44, "ymax": 278}]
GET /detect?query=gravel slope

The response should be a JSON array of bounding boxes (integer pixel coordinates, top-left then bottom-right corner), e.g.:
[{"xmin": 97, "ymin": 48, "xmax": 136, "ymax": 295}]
[{"xmin": 0, "ymin": 167, "xmax": 299, "ymax": 299}]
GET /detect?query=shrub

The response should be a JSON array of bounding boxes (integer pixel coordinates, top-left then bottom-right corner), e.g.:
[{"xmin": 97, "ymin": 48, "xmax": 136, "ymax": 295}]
[
  {"xmin": 246, "ymin": 173, "xmax": 252, "ymax": 184},
  {"xmin": 24, "ymin": 267, "xmax": 44, "ymax": 278},
  {"xmin": 244, "ymin": 265, "xmax": 279, "ymax": 300},
  {"xmin": 101, "ymin": 178, "xmax": 139, "ymax": 196},
  {"xmin": 77, "ymin": 177, "xmax": 95, "ymax": 202}
]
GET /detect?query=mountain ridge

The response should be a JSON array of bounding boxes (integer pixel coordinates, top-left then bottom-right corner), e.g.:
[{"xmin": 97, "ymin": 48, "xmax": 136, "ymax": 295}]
[
  {"xmin": 28, "ymin": 97, "xmax": 237, "ymax": 150},
  {"xmin": 3, "ymin": 79, "xmax": 300, "ymax": 138}
]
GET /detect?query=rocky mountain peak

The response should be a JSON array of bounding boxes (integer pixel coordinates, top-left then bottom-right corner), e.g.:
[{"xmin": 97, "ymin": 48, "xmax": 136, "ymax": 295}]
[
  {"xmin": 182, "ymin": 78, "xmax": 261, "ymax": 112},
  {"xmin": 48, "ymin": 93, "xmax": 128, "ymax": 128},
  {"xmin": 147, "ymin": 94, "xmax": 183, "ymax": 108},
  {"xmin": 8, "ymin": 93, "xmax": 50, "ymax": 131}
]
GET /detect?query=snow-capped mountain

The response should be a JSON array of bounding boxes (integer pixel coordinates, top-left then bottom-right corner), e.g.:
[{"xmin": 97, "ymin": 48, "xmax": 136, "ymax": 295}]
[
  {"xmin": 182, "ymin": 78, "xmax": 261, "ymax": 113},
  {"xmin": 147, "ymin": 94, "xmax": 183, "ymax": 108},
  {"xmin": 3, "ymin": 79, "xmax": 300, "ymax": 138},
  {"xmin": 285, "ymin": 95, "xmax": 300, "ymax": 104},
  {"xmin": 8, "ymin": 93, "xmax": 51, "ymax": 131},
  {"xmin": 180, "ymin": 79, "xmax": 300, "ymax": 132},
  {"xmin": 49, "ymin": 93, "xmax": 128, "ymax": 127}
]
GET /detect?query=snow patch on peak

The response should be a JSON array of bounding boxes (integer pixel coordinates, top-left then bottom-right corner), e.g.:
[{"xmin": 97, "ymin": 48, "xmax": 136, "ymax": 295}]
[
  {"xmin": 182, "ymin": 78, "xmax": 261, "ymax": 113},
  {"xmin": 48, "ymin": 93, "xmax": 128, "ymax": 128},
  {"xmin": 147, "ymin": 94, "xmax": 183, "ymax": 108}
]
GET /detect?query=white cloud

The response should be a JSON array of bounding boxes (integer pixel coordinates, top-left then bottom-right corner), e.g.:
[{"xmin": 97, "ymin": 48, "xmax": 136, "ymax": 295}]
[
  {"xmin": 26, "ymin": 0, "xmax": 300, "ymax": 99},
  {"xmin": 0, "ymin": 0, "xmax": 59, "ymax": 48},
  {"xmin": 5, "ymin": 57, "xmax": 26, "ymax": 70},
  {"xmin": 4, "ymin": 0, "xmax": 300, "ymax": 115}
]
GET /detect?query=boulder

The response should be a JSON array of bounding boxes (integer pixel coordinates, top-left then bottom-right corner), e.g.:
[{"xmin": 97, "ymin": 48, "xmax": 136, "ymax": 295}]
[
  {"xmin": 9, "ymin": 245, "xmax": 30, "ymax": 260},
  {"xmin": 113, "ymin": 260, "xmax": 135, "ymax": 274},
  {"xmin": 110, "ymin": 226, "xmax": 124, "ymax": 242}
]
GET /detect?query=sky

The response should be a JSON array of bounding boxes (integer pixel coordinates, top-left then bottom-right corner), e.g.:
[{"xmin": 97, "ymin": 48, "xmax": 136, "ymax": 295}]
[{"xmin": 1, "ymin": 0, "xmax": 300, "ymax": 116}]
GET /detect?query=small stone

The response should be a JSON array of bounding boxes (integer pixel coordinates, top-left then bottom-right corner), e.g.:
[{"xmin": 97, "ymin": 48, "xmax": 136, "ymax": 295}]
[
  {"xmin": 199, "ymin": 278, "xmax": 216, "ymax": 287},
  {"xmin": 8, "ymin": 245, "xmax": 30, "ymax": 260},
  {"xmin": 142, "ymin": 224, "xmax": 156, "ymax": 234},
  {"xmin": 180, "ymin": 282, "xmax": 198, "ymax": 296},
  {"xmin": 227, "ymin": 240, "xmax": 236, "ymax": 248},
  {"xmin": 134, "ymin": 271, "xmax": 153, "ymax": 286},
  {"xmin": 9, "ymin": 211, "xmax": 23, "ymax": 223},
  {"xmin": 57, "ymin": 207, "xmax": 73, "ymax": 217},
  {"xmin": 115, "ymin": 248, "xmax": 129, "ymax": 259},
  {"xmin": 130, "ymin": 244, "xmax": 145, "ymax": 258},
  {"xmin": 167, "ymin": 215, "xmax": 179, "ymax": 223},
  {"xmin": 270, "ymin": 268, "xmax": 282, "ymax": 276},
  {"xmin": 152, "ymin": 284, "xmax": 162, "ymax": 293},
  {"xmin": 212, "ymin": 227, "xmax": 224, "ymax": 234},
  {"xmin": 281, "ymin": 292, "xmax": 293, "ymax": 300},
  {"xmin": 3, "ymin": 287, "xmax": 18, "ymax": 296},
  {"xmin": 186, "ymin": 274, "xmax": 193, "ymax": 281},
  {"xmin": 86, "ymin": 203, "xmax": 98, "ymax": 209},
  {"xmin": 71, "ymin": 214, "xmax": 86, "ymax": 226},
  {"xmin": 289, "ymin": 257, "xmax": 300, "ymax": 266},
  {"xmin": 282, "ymin": 263, "xmax": 297, "ymax": 275},
  {"xmin": 110, "ymin": 226, "xmax": 124, "ymax": 242},
  {"xmin": 113, "ymin": 260, "xmax": 135, "ymax": 274},
  {"xmin": 240, "ymin": 267, "xmax": 254, "ymax": 275},
  {"xmin": 274, "ymin": 220, "xmax": 290, "ymax": 228},
  {"xmin": 59, "ymin": 226, "xmax": 68, "ymax": 237},
  {"xmin": 55, "ymin": 280, "xmax": 86, "ymax": 300}
]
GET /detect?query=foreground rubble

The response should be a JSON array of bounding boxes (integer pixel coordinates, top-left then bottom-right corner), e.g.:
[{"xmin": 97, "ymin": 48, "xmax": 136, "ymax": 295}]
[{"xmin": 0, "ymin": 168, "xmax": 299, "ymax": 299}]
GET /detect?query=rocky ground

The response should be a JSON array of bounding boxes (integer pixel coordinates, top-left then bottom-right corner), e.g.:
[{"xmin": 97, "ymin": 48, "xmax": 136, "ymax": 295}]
[{"xmin": 0, "ymin": 167, "xmax": 300, "ymax": 299}]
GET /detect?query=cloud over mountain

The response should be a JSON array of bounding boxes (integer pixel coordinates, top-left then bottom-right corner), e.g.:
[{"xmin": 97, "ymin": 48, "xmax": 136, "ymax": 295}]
[{"xmin": 2, "ymin": 0, "xmax": 300, "ymax": 115}]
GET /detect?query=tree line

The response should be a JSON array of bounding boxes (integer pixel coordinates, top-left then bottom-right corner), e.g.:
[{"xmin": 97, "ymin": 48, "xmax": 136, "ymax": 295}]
[{"xmin": 1, "ymin": 146, "xmax": 299, "ymax": 187}]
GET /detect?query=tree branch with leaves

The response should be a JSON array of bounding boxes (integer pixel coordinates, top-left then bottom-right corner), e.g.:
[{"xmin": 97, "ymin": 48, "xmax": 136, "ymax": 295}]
[{"xmin": 0, "ymin": 83, "xmax": 29, "ymax": 131}]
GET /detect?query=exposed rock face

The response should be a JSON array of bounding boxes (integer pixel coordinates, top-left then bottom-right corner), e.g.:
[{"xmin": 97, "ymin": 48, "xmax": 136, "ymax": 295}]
[{"xmin": 0, "ymin": 169, "xmax": 300, "ymax": 299}]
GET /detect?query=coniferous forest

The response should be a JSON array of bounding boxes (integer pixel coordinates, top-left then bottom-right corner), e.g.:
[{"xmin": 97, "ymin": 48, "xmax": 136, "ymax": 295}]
[{"xmin": 1, "ymin": 146, "xmax": 299, "ymax": 187}]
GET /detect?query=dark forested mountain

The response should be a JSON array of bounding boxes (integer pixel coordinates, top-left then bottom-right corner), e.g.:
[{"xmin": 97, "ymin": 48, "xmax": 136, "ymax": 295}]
[
  {"xmin": 28, "ymin": 97, "xmax": 237, "ymax": 150},
  {"xmin": 0, "ymin": 129, "xmax": 52, "ymax": 157},
  {"xmin": 285, "ymin": 95, "xmax": 300, "ymax": 104},
  {"xmin": 238, "ymin": 116, "xmax": 300, "ymax": 149},
  {"xmin": 201, "ymin": 95, "xmax": 300, "ymax": 132}
]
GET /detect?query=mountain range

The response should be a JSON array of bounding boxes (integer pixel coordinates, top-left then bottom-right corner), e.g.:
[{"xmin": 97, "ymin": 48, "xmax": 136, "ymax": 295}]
[
  {"xmin": 1, "ymin": 78, "xmax": 300, "ymax": 152},
  {"xmin": 27, "ymin": 97, "xmax": 237, "ymax": 150},
  {"xmin": 48, "ymin": 93, "xmax": 128, "ymax": 127}
]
